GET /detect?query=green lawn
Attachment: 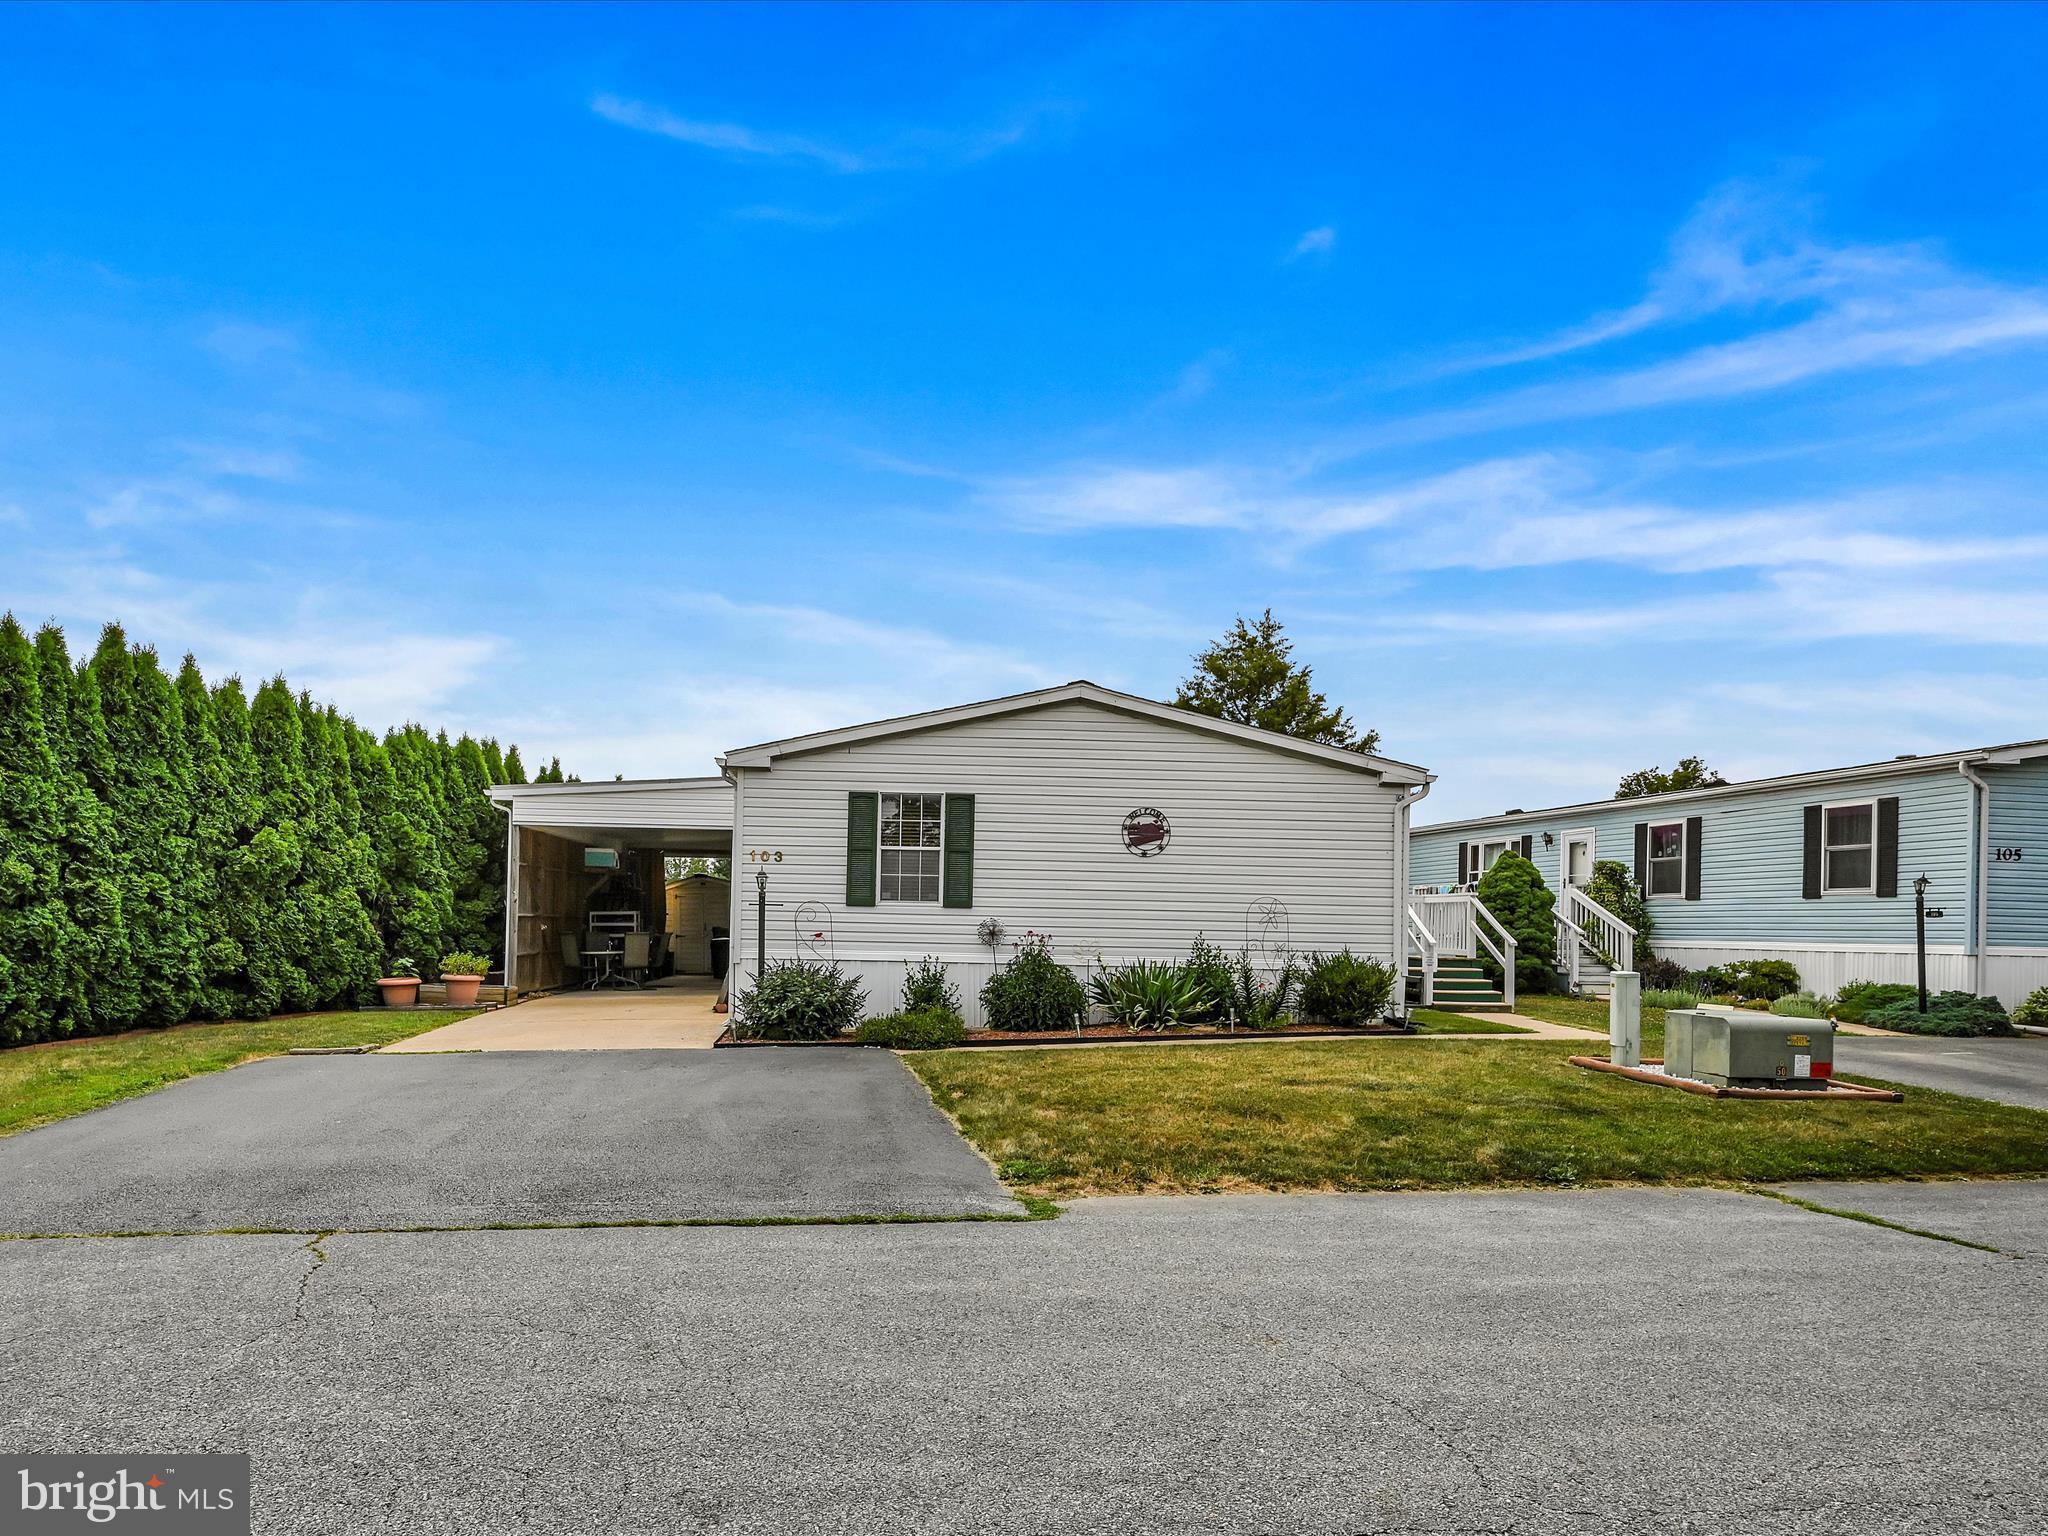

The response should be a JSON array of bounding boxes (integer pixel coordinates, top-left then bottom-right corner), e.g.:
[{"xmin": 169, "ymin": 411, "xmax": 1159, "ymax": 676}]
[
  {"xmin": 1511, "ymin": 994, "xmax": 1669, "ymax": 1053},
  {"xmin": 907, "ymin": 1038, "xmax": 2048, "ymax": 1198},
  {"xmin": 0, "ymin": 1009, "xmax": 475, "ymax": 1137},
  {"xmin": 1408, "ymin": 1008, "xmax": 1533, "ymax": 1035}
]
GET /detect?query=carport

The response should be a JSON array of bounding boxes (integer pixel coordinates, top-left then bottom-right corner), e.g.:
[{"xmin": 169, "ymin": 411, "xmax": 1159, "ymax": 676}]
[{"xmin": 494, "ymin": 777, "xmax": 734, "ymax": 999}]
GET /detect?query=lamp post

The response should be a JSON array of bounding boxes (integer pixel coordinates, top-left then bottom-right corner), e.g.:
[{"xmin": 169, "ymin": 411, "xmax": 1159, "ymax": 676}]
[
  {"xmin": 755, "ymin": 869, "xmax": 769, "ymax": 984},
  {"xmin": 1913, "ymin": 874, "xmax": 1930, "ymax": 1014}
]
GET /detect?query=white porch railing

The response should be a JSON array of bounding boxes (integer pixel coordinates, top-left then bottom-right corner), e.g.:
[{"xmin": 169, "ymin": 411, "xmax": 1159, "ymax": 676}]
[
  {"xmin": 1405, "ymin": 905, "xmax": 1439, "ymax": 1007},
  {"xmin": 1409, "ymin": 891, "xmax": 1518, "ymax": 1011},
  {"xmin": 1554, "ymin": 885, "xmax": 1635, "ymax": 994}
]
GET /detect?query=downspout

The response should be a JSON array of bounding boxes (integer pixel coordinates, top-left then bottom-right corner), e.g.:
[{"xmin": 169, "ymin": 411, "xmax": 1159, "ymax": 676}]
[
  {"xmin": 1958, "ymin": 759, "xmax": 1991, "ymax": 996},
  {"xmin": 1399, "ymin": 781, "xmax": 1432, "ymax": 1002}
]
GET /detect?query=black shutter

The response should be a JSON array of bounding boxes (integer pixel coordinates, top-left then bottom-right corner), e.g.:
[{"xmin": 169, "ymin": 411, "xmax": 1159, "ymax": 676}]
[
  {"xmin": 941, "ymin": 794, "xmax": 975, "ymax": 909},
  {"xmin": 1684, "ymin": 816, "xmax": 1702, "ymax": 901},
  {"xmin": 1633, "ymin": 823, "xmax": 1649, "ymax": 895},
  {"xmin": 1457, "ymin": 843, "xmax": 1469, "ymax": 885},
  {"xmin": 846, "ymin": 792, "xmax": 878, "ymax": 907},
  {"xmin": 1801, "ymin": 804, "xmax": 1823, "ymax": 900},
  {"xmin": 1876, "ymin": 796, "xmax": 1900, "ymax": 898},
  {"xmin": 1519, "ymin": 834, "xmax": 1534, "ymax": 861}
]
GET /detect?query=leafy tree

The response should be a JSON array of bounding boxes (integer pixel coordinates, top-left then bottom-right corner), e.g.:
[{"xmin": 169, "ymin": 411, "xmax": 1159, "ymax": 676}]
[
  {"xmin": 1615, "ymin": 756, "xmax": 1725, "ymax": 799},
  {"xmin": 176, "ymin": 657, "xmax": 247, "ymax": 1020},
  {"xmin": 1175, "ymin": 609, "xmax": 1379, "ymax": 753},
  {"xmin": 1582, "ymin": 858, "xmax": 1654, "ymax": 968},
  {"xmin": 447, "ymin": 735, "xmax": 505, "ymax": 963},
  {"xmin": 1474, "ymin": 849, "xmax": 1557, "ymax": 995},
  {"xmin": 34, "ymin": 624, "xmax": 126, "ymax": 1034},
  {"xmin": 299, "ymin": 701, "xmax": 380, "ymax": 1005},
  {"xmin": 86, "ymin": 627, "xmax": 202, "ymax": 1027},
  {"xmin": 0, "ymin": 615, "xmax": 75, "ymax": 1044},
  {"xmin": 206, "ymin": 676, "xmax": 273, "ymax": 1017},
  {"xmin": 380, "ymin": 725, "xmax": 455, "ymax": 964}
]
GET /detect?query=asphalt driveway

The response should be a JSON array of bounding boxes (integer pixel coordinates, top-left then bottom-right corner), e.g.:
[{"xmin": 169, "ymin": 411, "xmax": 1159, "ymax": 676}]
[
  {"xmin": 5, "ymin": 1184, "xmax": 2044, "ymax": 1534},
  {"xmin": 0, "ymin": 1050, "xmax": 1019, "ymax": 1234},
  {"xmin": 1838, "ymin": 1032, "xmax": 2048, "ymax": 1109}
]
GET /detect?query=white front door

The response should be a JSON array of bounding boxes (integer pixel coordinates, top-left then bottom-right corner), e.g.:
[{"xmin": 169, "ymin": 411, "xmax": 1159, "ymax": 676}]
[{"xmin": 1564, "ymin": 832, "xmax": 1594, "ymax": 888}]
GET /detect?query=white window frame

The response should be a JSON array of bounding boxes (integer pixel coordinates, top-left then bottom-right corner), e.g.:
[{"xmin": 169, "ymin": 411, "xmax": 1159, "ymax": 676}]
[
  {"xmin": 1821, "ymin": 798, "xmax": 1878, "ymax": 896},
  {"xmin": 1476, "ymin": 840, "xmax": 1509, "ymax": 878},
  {"xmin": 1646, "ymin": 820, "xmax": 1687, "ymax": 900},
  {"xmin": 877, "ymin": 791, "xmax": 945, "ymax": 905}
]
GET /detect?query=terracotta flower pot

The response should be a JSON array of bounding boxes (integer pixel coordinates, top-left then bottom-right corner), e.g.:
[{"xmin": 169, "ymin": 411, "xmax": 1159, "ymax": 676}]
[
  {"xmin": 378, "ymin": 977, "xmax": 421, "ymax": 1008},
  {"xmin": 442, "ymin": 974, "xmax": 483, "ymax": 1008}
]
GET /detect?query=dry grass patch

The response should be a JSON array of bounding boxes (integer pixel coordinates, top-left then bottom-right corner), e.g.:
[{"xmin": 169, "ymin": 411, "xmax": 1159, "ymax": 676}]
[{"xmin": 907, "ymin": 1038, "xmax": 2048, "ymax": 1198}]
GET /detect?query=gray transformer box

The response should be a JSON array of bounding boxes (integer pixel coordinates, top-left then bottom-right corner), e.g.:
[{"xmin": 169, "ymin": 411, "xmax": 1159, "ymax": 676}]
[{"xmin": 1664, "ymin": 1009, "xmax": 1834, "ymax": 1089}]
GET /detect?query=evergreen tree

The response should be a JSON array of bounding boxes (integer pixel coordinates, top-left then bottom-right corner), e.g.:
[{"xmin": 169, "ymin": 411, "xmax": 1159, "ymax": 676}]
[
  {"xmin": 1175, "ymin": 609, "xmax": 1380, "ymax": 754},
  {"xmin": 0, "ymin": 615, "xmax": 75, "ymax": 1045},
  {"xmin": 501, "ymin": 744, "xmax": 527, "ymax": 784},
  {"xmin": 207, "ymin": 676, "xmax": 273, "ymax": 1017},
  {"xmin": 248, "ymin": 678, "xmax": 316, "ymax": 1011},
  {"xmin": 33, "ymin": 625, "xmax": 126, "ymax": 1033},
  {"xmin": 479, "ymin": 737, "xmax": 507, "ymax": 787},
  {"xmin": 88, "ymin": 629, "xmax": 204, "ymax": 1027},
  {"xmin": 1474, "ymin": 849, "xmax": 1558, "ymax": 996},
  {"xmin": 448, "ymin": 735, "xmax": 504, "ymax": 963},
  {"xmin": 299, "ymin": 700, "xmax": 380, "ymax": 1005},
  {"xmin": 176, "ymin": 657, "xmax": 243, "ymax": 1020},
  {"xmin": 380, "ymin": 726, "xmax": 453, "ymax": 964}
]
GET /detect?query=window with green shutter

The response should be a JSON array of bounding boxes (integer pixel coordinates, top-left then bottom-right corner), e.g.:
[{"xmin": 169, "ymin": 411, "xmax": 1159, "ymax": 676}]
[
  {"xmin": 845, "ymin": 792, "xmax": 878, "ymax": 907},
  {"xmin": 942, "ymin": 794, "xmax": 974, "ymax": 908}
]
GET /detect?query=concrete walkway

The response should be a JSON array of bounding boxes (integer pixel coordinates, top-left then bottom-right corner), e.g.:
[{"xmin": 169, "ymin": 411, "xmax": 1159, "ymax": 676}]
[{"xmin": 383, "ymin": 975, "xmax": 725, "ymax": 1052}]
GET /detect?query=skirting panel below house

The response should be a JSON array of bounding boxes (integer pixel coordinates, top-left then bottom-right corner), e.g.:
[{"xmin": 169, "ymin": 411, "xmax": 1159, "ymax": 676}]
[
  {"xmin": 1983, "ymin": 950, "xmax": 2048, "ymax": 1010},
  {"xmin": 1649, "ymin": 943, "xmax": 1977, "ymax": 1002}
]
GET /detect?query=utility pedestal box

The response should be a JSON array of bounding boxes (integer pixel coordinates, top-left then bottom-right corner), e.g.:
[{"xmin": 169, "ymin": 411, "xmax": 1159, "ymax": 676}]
[{"xmin": 1664, "ymin": 1009, "xmax": 1834, "ymax": 1089}]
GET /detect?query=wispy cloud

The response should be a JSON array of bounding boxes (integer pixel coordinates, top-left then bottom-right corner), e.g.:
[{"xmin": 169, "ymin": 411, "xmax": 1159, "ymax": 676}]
[
  {"xmin": 679, "ymin": 594, "xmax": 1058, "ymax": 688},
  {"xmin": 13, "ymin": 559, "xmax": 508, "ymax": 729},
  {"xmin": 1388, "ymin": 183, "xmax": 2048, "ymax": 447},
  {"xmin": 592, "ymin": 94, "xmax": 867, "ymax": 172},
  {"xmin": 1287, "ymin": 226, "xmax": 1336, "ymax": 262},
  {"xmin": 591, "ymin": 92, "xmax": 1072, "ymax": 176}
]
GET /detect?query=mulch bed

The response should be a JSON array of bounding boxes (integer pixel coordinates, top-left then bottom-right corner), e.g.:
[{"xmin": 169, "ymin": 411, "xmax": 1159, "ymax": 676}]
[
  {"xmin": 1570, "ymin": 1055, "xmax": 1902, "ymax": 1102},
  {"xmin": 716, "ymin": 1022, "xmax": 1416, "ymax": 1049}
]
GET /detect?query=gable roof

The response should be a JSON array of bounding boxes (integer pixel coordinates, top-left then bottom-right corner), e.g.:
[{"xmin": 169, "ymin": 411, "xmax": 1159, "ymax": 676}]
[
  {"xmin": 718, "ymin": 679, "xmax": 1432, "ymax": 785},
  {"xmin": 1417, "ymin": 735, "xmax": 2048, "ymax": 836}
]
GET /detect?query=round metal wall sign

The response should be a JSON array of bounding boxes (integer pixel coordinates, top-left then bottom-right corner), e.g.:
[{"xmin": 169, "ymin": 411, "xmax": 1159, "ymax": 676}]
[{"xmin": 1122, "ymin": 807, "xmax": 1171, "ymax": 857}]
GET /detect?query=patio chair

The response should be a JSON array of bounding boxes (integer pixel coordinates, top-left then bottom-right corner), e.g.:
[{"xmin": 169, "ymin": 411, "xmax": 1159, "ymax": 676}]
[
  {"xmin": 558, "ymin": 932, "xmax": 597, "ymax": 988},
  {"xmin": 621, "ymin": 932, "xmax": 654, "ymax": 989}
]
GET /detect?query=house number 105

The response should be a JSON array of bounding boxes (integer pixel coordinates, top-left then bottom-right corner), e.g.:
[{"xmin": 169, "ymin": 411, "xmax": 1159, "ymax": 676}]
[
  {"xmin": 746, "ymin": 849, "xmax": 784, "ymax": 863},
  {"xmin": 1995, "ymin": 847, "xmax": 2024, "ymax": 862}
]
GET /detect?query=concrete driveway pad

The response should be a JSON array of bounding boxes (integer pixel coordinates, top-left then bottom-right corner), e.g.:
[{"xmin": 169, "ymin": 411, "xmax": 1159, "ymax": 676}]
[
  {"xmin": 1837, "ymin": 1033, "xmax": 2048, "ymax": 1109},
  {"xmin": 0, "ymin": 1051, "xmax": 1018, "ymax": 1234}
]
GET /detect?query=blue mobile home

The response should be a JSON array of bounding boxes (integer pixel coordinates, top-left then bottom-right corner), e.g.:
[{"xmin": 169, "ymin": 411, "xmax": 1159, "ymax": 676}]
[{"xmin": 1409, "ymin": 738, "xmax": 2048, "ymax": 1007}]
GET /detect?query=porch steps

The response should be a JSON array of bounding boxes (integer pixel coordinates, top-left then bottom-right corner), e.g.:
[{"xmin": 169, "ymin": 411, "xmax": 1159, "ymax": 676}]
[
  {"xmin": 1573, "ymin": 951, "xmax": 1614, "ymax": 1000},
  {"xmin": 1406, "ymin": 957, "xmax": 1509, "ymax": 1013}
]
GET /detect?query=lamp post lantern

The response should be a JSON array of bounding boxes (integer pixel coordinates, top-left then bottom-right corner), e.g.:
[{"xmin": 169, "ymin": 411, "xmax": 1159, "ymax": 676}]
[{"xmin": 1913, "ymin": 874, "xmax": 1931, "ymax": 1014}]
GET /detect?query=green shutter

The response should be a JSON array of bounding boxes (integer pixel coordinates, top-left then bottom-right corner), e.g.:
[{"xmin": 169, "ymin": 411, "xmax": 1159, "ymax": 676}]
[
  {"xmin": 942, "ymin": 793, "xmax": 975, "ymax": 908},
  {"xmin": 846, "ymin": 792, "xmax": 878, "ymax": 907}
]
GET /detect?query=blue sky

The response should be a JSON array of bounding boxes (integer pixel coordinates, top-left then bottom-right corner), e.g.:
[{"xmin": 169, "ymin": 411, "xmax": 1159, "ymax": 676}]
[{"xmin": 4, "ymin": 2, "xmax": 2048, "ymax": 820}]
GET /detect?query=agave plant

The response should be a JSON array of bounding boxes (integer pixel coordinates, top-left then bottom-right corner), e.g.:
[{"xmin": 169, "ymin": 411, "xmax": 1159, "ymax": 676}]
[{"xmin": 1087, "ymin": 960, "xmax": 1211, "ymax": 1030}]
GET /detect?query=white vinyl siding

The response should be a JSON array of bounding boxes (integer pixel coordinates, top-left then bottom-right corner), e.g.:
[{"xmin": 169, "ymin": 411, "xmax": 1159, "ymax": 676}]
[{"xmin": 730, "ymin": 698, "xmax": 1406, "ymax": 1020}]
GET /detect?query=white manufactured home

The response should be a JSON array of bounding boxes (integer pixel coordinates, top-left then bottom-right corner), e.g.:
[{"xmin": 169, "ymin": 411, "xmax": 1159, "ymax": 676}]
[{"xmin": 493, "ymin": 681, "xmax": 1434, "ymax": 1026}]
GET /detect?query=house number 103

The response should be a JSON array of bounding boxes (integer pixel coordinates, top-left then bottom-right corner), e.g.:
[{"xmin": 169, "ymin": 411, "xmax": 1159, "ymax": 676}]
[{"xmin": 746, "ymin": 849, "xmax": 784, "ymax": 863}]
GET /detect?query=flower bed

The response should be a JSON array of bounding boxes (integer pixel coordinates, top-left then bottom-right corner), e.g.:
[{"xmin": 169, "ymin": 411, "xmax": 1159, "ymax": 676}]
[{"xmin": 715, "ymin": 1020, "xmax": 1416, "ymax": 1049}]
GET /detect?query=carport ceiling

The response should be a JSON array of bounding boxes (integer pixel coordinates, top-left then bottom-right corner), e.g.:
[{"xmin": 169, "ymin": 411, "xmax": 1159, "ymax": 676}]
[{"xmin": 522, "ymin": 822, "xmax": 731, "ymax": 855}]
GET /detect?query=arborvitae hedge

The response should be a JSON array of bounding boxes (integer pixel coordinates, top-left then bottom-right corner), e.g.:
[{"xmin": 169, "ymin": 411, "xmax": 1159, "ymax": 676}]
[{"xmin": 0, "ymin": 616, "xmax": 542, "ymax": 1046}]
